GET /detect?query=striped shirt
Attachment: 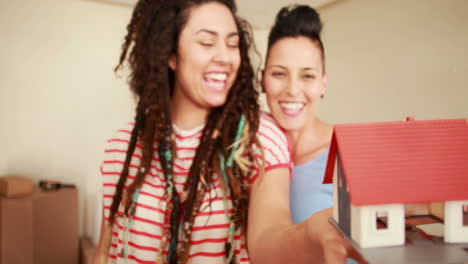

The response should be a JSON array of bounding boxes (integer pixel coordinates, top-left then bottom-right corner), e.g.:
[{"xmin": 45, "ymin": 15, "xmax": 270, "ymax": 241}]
[{"xmin": 101, "ymin": 112, "xmax": 290, "ymax": 264}]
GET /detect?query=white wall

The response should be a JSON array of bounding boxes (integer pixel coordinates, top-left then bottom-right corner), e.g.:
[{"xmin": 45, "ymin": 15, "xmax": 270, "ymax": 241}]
[
  {"xmin": 1, "ymin": 0, "xmax": 134, "ymax": 236},
  {"xmin": 0, "ymin": 101, "xmax": 7, "ymax": 175},
  {"xmin": 1, "ymin": 53, "xmax": 9, "ymax": 175},
  {"xmin": 0, "ymin": 154, "xmax": 7, "ymax": 175},
  {"xmin": 317, "ymin": 0, "xmax": 468, "ymax": 123}
]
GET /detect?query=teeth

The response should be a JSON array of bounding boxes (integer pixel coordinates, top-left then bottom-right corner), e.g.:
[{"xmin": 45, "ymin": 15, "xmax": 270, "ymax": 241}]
[
  {"xmin": 208, "ymin": 81, "xmax": 224, "ymax": 88},
  {"xmin": 205, "ymin": 73, "xmax": 227, "ymax": 81},
  {"xmin": 279, "ymin": 102, "xmax": 304, "ymax": 110}
]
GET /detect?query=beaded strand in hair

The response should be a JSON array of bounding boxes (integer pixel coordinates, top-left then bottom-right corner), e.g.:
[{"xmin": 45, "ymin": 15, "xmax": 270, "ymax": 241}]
[{"xmin": 108, "ymin": 103, "xmax": 145, "ymax": 225}]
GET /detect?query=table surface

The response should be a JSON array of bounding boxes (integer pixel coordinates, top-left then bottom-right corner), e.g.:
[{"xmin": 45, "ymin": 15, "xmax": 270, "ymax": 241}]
[{"xmin": 329, "ymin": 218, "xmax": 468, "ymax": 264}]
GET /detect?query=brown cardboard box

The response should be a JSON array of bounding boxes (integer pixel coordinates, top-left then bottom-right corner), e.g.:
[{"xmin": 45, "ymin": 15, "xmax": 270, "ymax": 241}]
[
  {"xmin": 0, "ymin": 187, "xmax": 79, "ymax": 264},
  {"xmin": 0, "ymin": 176, "xmax": 34, "ymax": 198},
  {"xmin": 33, "ymin": 188, "xmax": 79, "ymax": 264},
  {"xmin": 0, "ymin": 196, "xmax": 34, "ymax": 264}
]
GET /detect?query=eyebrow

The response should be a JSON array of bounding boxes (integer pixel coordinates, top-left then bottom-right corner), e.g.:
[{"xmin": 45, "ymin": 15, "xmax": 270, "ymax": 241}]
[
  {"xmin": 302, "ymin": 67, "xmax": 320, "ymax": 72},
  {"xmin": 268, "ymin": 65, "xmax": 287, "ymax": 70},
  {"xmin": 195, "ymin": 29, "xmax": 239, "ymax": 38},
  {"xmin": 268, "ymin": 65, "xmax": 319, "ymax": 72}
]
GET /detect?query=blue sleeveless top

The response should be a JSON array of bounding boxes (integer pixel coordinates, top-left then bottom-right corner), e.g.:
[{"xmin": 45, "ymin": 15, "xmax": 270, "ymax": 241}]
[{"xmin": 290, "ymin": 149, "xmax": 333, "ymax": 224}]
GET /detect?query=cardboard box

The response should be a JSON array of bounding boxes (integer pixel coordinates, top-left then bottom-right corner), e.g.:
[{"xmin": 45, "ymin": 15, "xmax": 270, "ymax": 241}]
[
  {"xmin": 0, "ymin": 188, "xmax": 79, "ymax": 264},
  {"xmin": 0, "ymin": 196, "xmax": 34, "ymax": 264},
  {"xmin": 33, "ymin": 188, "xmax": 79, "ymax": 264},
  {"xmin": 0, "ymin": 176, "xmax": 34, "ymax": 198}
]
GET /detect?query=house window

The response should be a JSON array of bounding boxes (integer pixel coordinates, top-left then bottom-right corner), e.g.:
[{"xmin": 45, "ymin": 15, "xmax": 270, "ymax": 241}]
[
  {"xmin": 376, "ymin": 211, "xmax": 388, "ymax": 230},
  {"xmin": 463, "ymin": 204, "xmax": 468, "ymax": 227}
]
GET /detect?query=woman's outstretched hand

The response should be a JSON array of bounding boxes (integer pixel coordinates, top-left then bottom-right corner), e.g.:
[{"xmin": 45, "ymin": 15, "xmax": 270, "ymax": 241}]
[{"xmin": 307, "ymin": 208, "xmax": 368, "ymax": 264}]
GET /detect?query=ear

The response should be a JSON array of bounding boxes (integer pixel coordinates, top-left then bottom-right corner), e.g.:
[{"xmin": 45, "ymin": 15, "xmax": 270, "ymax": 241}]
[
  {"xmin": 321, "ymin": 72, "xmax": 329, "ymax": 95},
  {"xmin": 168, "ymin": 54, "xmax": 177, "ymax": 70}
]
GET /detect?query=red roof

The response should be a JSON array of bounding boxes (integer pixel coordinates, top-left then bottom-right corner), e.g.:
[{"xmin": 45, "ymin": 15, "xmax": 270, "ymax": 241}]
[{"xmin": 323, "ymin": 118, "xmax": 468, "ymax": 206}]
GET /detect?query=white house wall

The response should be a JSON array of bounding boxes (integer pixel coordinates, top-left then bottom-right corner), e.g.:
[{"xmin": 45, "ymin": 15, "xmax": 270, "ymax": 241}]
[
  {"xmin": 444, "ymin": 200, "xmax": 468, "ymax": 243},
  {"xmin": 350, "ymin": 205, "xmax": 361, "ymax": 245},
  {"xmin": 351, "ymin": 204, "xmax": 405, "ymax": 248}
]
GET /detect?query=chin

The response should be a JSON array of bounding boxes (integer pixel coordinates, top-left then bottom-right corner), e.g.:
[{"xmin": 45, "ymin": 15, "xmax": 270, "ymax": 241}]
[
  {"xmin": 278, "ymin": 119, "xmax": 304, "ymax": 132},
  {"xmin": 207, "ymin": 97, "xmax": 229, "ymax": 108}
]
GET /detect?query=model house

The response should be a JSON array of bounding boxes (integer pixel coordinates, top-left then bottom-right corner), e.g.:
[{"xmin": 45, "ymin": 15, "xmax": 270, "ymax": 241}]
[{"xmin": 323, "ymin": 117, "xmax": 468, "ymax": 248}]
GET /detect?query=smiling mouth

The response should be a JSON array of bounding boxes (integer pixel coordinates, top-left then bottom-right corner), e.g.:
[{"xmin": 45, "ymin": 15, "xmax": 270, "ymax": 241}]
[
  {"xmin": 279, "ymin": 102, "xmax": 305, "ymax": 111},
  {"xmin": 204, "ymin": 72, "xmax": 228, "ymax": 91},
  {"xmin": 278, "ymin": 102, "xmax": 306, "ymax": 116}
]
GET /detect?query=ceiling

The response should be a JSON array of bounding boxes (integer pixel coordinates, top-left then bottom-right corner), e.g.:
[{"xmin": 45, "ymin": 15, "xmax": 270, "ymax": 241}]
[{"xmin": 92, "ymin": 0, "xmax": 338, "ymax": 29}]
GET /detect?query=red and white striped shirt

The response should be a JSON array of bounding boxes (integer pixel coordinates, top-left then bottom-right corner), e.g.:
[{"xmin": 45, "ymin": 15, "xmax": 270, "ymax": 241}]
[{"xmin": 101, "ymin": 112, "xmax": 290, "ymax": 264}]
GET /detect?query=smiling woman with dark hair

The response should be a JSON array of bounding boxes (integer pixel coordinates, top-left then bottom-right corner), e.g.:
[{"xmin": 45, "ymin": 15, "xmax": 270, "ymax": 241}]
[
  {"xmin": 261, "ymin": 4, "xmax": 365, "ymax": 264},
  {"xmin": 93, "ymin": 0, "xmax": 292, "ymax": 263},
  {"xmin": 263, "ymin": 4, "xmax": 332, "ymax": 225}
]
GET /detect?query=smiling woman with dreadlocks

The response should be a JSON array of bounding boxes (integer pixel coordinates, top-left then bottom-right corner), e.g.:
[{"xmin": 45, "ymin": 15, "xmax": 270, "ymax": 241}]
[{"xmin": 93, "ymin": 0, "xmax": 291, "ymax": 263}]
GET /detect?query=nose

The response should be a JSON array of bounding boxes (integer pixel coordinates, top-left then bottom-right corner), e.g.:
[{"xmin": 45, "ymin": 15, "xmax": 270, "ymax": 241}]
[
  {"xmin": 213, "ymin": 43, "xmax": 233, "ymax": 65},
  {"xmin": 285, "ymin": 76, "xmax": 300, "ymax": 96}
]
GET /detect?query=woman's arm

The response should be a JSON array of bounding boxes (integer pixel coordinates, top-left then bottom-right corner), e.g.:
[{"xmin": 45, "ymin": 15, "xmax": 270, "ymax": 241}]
[
  {"xmin": 247, "ymin": 167, "xmax": 352, "ymax": 264},
  {"xmin": 92, "ymin": 209, "xmax": 109, "ymax": 264}
]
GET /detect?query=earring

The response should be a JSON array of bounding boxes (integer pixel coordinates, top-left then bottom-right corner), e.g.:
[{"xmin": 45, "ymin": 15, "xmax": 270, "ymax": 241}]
[{"xmin": 320, "ymin": 94, "xmax": 325, "ymax": 99}]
